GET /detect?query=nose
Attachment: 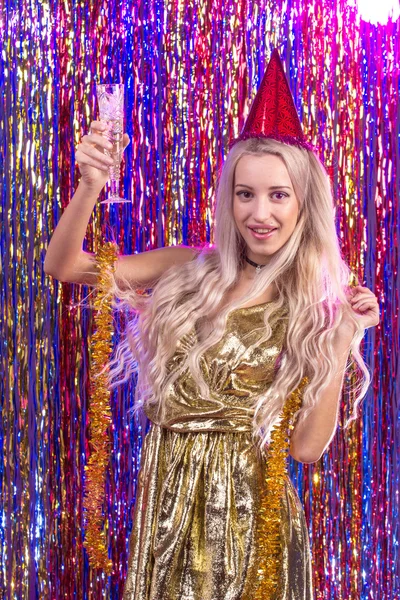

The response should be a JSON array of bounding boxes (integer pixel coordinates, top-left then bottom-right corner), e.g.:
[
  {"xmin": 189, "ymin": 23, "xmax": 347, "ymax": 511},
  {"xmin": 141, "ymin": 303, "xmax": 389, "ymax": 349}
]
[{"xmin": 252, "ymin": 197, "xmax": 273, "ymax": 222}]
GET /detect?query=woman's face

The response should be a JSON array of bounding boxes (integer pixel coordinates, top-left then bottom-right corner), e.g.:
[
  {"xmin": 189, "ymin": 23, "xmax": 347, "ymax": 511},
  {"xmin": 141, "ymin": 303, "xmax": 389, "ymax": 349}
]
[{"xmin": 233, "ymin": 153, "xmax": 300, "ymax": 265}]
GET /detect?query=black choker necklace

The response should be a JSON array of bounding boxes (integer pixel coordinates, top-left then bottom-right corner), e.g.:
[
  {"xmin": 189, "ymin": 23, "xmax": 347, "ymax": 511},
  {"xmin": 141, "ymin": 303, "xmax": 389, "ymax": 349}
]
[{"xmin": 245, "ymin": 256, "xmax": 267, "ymax": 274}]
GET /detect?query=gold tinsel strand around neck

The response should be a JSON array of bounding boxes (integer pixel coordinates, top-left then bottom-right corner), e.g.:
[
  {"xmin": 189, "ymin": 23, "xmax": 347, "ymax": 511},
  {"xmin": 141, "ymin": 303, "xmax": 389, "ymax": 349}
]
[{"xmin": 83, "ymin": 241, "xmax": 118, "ymax": 574}]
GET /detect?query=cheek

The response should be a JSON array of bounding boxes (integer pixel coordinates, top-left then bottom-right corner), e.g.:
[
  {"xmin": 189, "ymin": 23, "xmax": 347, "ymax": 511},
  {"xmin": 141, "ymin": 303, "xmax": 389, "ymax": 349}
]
[
  {"xmin": 232, "ymin": 200, "xmax": 245, "ymax": 228},
  {"xmin": 282, "ymin": 203, "xmax": 300, "ymax": 230},
  {"xmin": 232, "ymin": 201, "xmax": 240, "ymax": 228},
  {"xmin": 232, "ymin": 196, "xmax": 239, "ymax": 215}
]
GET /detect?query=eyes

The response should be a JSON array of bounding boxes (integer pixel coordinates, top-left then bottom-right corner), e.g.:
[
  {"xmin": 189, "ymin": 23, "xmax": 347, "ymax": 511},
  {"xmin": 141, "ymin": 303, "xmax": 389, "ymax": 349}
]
[{"xmin": 236, "ymin": 190, "xmax": 289, "ymax": 201}]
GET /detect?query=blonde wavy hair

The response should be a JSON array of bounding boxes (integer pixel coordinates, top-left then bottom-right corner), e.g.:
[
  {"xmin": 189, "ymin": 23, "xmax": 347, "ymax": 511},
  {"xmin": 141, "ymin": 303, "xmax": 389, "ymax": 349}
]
[{"xmin": 106, "ymin": 137, "xmax": 370, "ymax": 445}]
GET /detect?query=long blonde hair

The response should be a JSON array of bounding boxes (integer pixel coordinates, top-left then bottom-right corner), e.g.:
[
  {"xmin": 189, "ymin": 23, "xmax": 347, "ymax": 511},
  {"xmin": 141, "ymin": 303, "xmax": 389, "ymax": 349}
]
[{"xmin": 107, "ymin": 138, "xmax": 370, "ymax": 444}]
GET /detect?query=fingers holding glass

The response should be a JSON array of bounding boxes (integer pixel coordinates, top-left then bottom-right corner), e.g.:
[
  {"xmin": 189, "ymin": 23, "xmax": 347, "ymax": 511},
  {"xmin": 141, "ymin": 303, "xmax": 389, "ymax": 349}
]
[{"xmin": 76, "ymin": 145, "xmax": 114, "ymax": 173}]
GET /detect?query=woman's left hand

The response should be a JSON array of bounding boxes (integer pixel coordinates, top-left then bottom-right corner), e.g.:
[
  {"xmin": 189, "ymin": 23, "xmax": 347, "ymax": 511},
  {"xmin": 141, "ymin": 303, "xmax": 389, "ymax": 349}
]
[{"xmin": 345, "ymin": 285, "xmax": 380, "ymax": 330}]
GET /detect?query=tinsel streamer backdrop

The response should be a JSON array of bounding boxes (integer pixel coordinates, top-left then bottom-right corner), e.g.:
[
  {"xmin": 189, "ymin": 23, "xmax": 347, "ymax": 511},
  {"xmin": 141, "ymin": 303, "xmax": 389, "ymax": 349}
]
[{"xmin": 0, "ymin": 0, "xmax": 398, "ymax": 598}]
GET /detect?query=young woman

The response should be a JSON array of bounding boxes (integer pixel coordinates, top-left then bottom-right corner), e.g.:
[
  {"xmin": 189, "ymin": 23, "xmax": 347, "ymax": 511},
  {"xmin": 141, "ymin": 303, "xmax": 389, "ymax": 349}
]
[{"xmin": 44, "ymin": 118, "xmax": 378, "ymax": 599}]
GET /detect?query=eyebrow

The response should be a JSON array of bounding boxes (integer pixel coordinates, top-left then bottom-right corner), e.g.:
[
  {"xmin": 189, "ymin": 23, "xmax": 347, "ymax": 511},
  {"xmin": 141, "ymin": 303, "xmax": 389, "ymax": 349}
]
[{"xmin": 234, "ymin": 184, "xmax": 292, "ymax": 190}]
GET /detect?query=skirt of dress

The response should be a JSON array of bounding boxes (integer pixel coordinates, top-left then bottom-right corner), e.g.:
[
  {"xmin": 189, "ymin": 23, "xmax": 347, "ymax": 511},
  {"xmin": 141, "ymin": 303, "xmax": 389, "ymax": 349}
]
[{"xmin": 123, "ymin": 424, "xmax": 313, "ymax": 600}]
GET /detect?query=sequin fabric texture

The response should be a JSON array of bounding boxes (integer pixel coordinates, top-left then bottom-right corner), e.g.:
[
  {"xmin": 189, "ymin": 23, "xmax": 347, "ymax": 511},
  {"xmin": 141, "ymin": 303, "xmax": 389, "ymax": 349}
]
[{"xmin": 123, "ymin": 302, "xmax": 313, "ymax": 600}]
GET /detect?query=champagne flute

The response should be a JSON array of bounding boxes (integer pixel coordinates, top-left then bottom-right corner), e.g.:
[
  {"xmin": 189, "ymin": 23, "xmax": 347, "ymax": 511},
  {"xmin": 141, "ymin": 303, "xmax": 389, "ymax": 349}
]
[{"xmin": 96, "ymin": 83, "xmax": 130, "ymax": 203}]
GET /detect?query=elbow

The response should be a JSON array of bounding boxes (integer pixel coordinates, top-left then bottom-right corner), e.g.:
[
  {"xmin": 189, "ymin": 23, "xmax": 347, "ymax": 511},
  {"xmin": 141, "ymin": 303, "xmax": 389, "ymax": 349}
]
[
  {"xmin": 43, "ymin": 260, "xmax": 58, "ymax": 279},
  {"xmin": 289, "ymin": 447, "xmax": 324, "ymax": 464},
  {"xmin": 295, "ymin": 455, "xmax": 322, "ymax": 464},
  {"xmin": 44, "ymin": 260, "xmax": 55, "ymax": 277},
  {"xmin": 43, "ymin": 260, "xmax": 66, "ymax": 282}
]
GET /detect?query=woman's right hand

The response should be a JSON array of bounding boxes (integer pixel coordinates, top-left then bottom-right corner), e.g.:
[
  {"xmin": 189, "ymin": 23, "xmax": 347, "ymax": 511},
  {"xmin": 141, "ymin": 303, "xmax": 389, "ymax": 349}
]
[{"xmin": 75, "ymin": 120, "xmax": 130, "ymax": 191}]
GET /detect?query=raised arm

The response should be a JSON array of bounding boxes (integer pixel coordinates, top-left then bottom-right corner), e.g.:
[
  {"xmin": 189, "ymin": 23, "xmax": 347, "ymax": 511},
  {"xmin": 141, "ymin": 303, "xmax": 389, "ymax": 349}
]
[
  {"xmin": 44, "ymin": 121, "xmax": 196, "ymax": 287},
  {"xmin": 289, "ymin": 286, "xmax": 379, "ymax": 463}
]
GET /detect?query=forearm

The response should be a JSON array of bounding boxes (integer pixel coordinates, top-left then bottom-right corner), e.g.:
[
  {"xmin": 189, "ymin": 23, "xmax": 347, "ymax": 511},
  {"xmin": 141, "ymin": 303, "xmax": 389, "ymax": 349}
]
[
  {"xmin": 290, "ymin": 324, "xmax": 356, "ymax": 463},
  {"xmin": 44, "ymin": 181, "xmax": 100, "ymax": 278}
]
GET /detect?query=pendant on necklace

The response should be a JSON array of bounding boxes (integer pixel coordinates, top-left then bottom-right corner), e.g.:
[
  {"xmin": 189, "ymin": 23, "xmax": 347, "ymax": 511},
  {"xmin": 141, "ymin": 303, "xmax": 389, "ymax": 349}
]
[{"xmin": 256, "ymin": 265, "xmax": 262, "ymax": 275}]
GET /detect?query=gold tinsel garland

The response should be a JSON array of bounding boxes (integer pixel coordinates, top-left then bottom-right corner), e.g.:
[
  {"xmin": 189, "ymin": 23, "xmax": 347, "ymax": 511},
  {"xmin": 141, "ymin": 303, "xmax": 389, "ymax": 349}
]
[
  {"xmin": 83, "ymin": 241, "xmax": 118, "ymax": 574},
  {"xmin": 254, "ymin": 376, "xmax": 309, "ymax": 599}
]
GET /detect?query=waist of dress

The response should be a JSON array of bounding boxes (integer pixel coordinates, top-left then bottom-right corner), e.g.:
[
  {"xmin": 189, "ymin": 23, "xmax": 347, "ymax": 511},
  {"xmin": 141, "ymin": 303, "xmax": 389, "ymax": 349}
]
[{"xmin": 145, "ymin": 413, "xmax": 254, "ymax": 433}]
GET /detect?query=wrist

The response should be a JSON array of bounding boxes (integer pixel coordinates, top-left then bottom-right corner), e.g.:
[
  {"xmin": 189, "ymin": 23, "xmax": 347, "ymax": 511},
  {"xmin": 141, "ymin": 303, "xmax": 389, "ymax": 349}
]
[
  {"xmin": 78, "ymin": 179, "xmax": 105, "ymax": 199},
  {"xmin": 335, "ymin": 319, "xmax": 357, "ymax": 342}
]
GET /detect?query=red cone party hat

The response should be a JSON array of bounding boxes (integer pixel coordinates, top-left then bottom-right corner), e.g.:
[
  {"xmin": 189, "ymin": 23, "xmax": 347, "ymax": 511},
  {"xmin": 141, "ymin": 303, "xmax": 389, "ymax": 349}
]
[{"xmin": 232, "ymin": 49, "xmax": 313, "ymax": 150}]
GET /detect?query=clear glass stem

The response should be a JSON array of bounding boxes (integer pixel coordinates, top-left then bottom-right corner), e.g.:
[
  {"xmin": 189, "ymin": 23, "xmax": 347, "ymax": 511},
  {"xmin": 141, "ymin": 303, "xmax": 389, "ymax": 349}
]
[{"xmin": 109, "ymin": 178, "xmax": 120, "ymax": 198}]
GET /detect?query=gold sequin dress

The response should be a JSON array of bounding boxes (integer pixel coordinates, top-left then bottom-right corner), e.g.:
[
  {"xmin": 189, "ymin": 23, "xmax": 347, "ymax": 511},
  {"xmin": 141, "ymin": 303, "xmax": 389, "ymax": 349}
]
[{"xmin": 123, "ymin": 302, "xmax": 313, "ymax": 600}]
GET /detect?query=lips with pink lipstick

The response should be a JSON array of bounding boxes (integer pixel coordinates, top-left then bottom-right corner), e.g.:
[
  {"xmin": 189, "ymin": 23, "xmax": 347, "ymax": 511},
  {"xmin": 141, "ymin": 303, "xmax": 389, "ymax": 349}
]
[{"xmin": 248, "ymin": 225, "xmax": 278, "ymax": 240}]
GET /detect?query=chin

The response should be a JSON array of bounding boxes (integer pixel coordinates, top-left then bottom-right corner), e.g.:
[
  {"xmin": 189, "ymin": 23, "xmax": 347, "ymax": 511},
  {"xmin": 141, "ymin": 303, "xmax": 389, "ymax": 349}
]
[{"xmin": 248, "ymin": 242, "xmax": 278, "ymax": 259}]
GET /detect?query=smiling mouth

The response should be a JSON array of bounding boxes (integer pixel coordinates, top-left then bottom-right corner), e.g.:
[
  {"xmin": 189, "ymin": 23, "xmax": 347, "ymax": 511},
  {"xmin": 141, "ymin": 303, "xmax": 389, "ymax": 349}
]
[
  {"xmin": 247, "ymin": 227, "xmax": 278, "ymax": 241},
  {"xmin": 249, "ymin": 227, "xmax": 277, "ymax": 233}
]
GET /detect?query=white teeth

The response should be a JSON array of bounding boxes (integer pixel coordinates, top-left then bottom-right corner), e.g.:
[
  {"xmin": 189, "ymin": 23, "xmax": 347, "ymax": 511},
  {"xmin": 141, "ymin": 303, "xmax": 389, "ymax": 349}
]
[{"xmin": 252, "ymin": 228, "xmax": 275, "ymax": 233}]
